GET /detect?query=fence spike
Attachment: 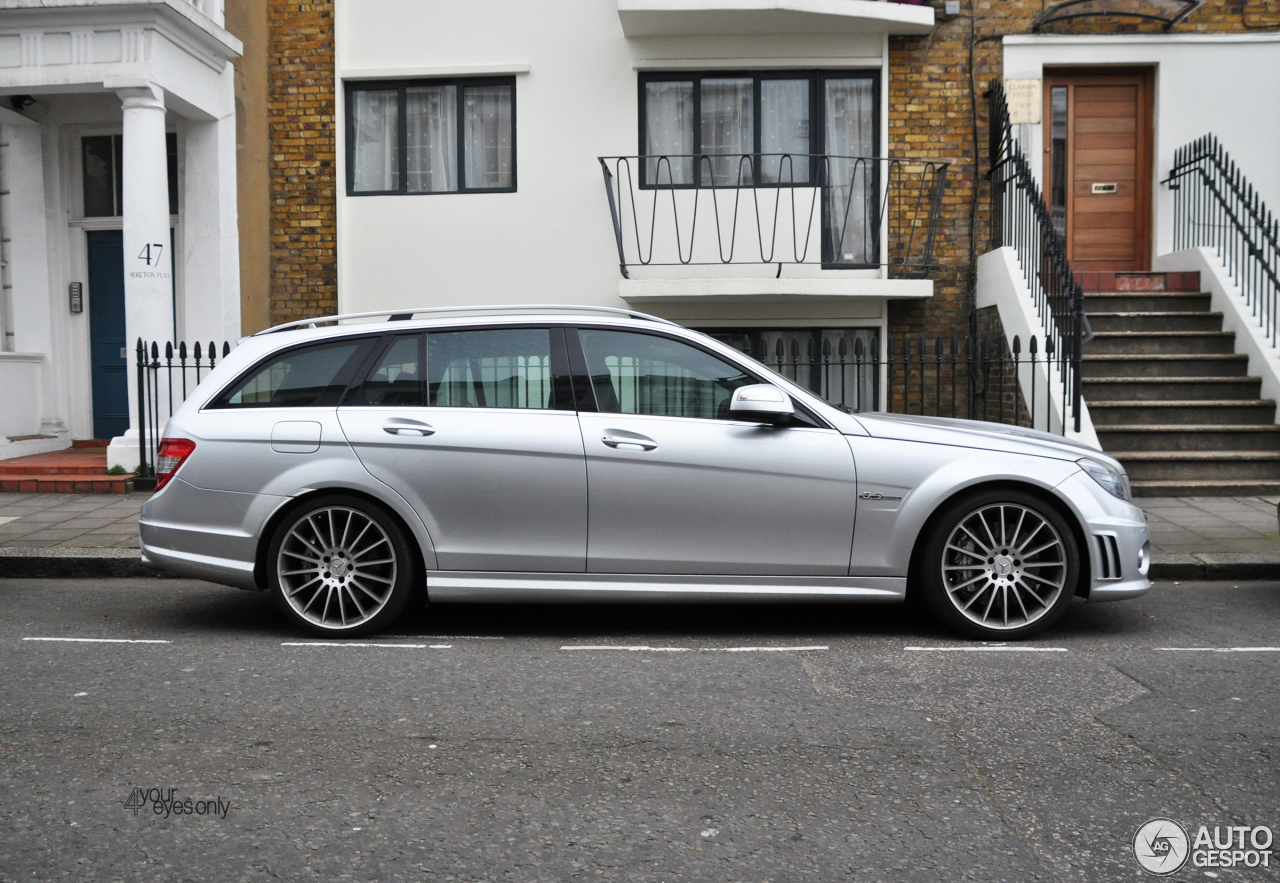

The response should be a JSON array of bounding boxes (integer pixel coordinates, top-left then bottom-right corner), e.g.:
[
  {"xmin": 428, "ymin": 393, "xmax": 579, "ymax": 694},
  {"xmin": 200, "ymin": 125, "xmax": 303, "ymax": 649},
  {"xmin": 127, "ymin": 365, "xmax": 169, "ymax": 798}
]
[
  {"xmin": 839, "ymin": 337, "xmax": 848, "ymax": 358},
  {"xmin": 1029, "ymin": 335, "xmax": 1038, "ymax": 355},
  {"xmin": 208, "ymin": 341, "xmax": 216, "ymax": 360},
  {"xmin": 1012, "ymin": 335, "xmax": 1021, "ymax": 354},
  {"xmin": 853, "ymin": 336, "xmax": 862, "ymax": 357},
  {"xmin": 150, "ymin": 341, "xmax": 159, "ymax": 359},
  {"xmin": 194, "ymin": 341, "xmax": 203, "ymax": 360},
  {"xmin": 179, "ymin": 340, "xmax": 187, "ymax": 360},
  {"xmin": 823, "ymin": 337, "xmax": 831, "ymax": 357},
  {"xmin": 164, "ymin": 341, "xmax": 173, "ymax": 359}
]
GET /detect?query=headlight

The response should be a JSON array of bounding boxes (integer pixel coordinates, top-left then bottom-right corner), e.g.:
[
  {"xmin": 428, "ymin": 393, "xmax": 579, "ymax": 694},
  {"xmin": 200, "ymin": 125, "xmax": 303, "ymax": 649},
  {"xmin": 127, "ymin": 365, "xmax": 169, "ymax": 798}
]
[{"xmin": 1078, "ymin": 457, "xmax": 1131, "ymax": 501}]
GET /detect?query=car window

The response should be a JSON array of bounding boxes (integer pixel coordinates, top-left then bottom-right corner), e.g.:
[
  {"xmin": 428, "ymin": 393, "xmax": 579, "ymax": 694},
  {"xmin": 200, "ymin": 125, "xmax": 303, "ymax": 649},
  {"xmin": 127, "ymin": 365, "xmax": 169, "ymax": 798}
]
[
  {"xmin": 348, "ymin": 334, "xmax": 424, "ymax": 406},
  {"xmin": 428, "ymin": 328, "xmax": 554, "ymax": 409},
  {"xmin": 213, "ymin": 339, "xmax": 367, "ymax": 409},
  {"xmin": 577, "ymin": 329, "xmax": 755, "ymax": 419}
]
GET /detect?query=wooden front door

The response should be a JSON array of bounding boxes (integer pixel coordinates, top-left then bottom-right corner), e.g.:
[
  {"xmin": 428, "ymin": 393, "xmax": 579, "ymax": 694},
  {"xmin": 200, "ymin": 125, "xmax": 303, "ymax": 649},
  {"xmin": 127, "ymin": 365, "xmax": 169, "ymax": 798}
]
[{"xmin": 1044, "ymin": 69, "xmax": 1153, "ymax": 271}]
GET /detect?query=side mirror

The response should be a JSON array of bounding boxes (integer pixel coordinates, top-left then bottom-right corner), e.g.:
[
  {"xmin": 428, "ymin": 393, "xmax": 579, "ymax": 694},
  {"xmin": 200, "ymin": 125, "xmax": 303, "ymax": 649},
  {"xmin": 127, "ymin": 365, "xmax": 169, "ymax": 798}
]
[{"xmin": 729, "ymin": 384, "xmax": 794, "ymax": 424}]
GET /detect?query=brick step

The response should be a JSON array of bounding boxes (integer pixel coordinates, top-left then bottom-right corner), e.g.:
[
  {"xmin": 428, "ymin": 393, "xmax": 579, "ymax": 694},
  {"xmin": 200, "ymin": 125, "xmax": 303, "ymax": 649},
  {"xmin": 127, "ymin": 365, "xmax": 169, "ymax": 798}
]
[
  {"xmin": 1088, "ymin": 399, "xmax": 1278, "ymax": 425},
  {"xmin": 1096, "ymin": 424, "xmax": 1280, "ymax": 452},
  {"xmin": 0, "ymin": 462, "xmax": 109, "ymax": 476},
  {"xmin": 1081, "ymin": 376, "xmax": 1262, "ymax": 401},
  {"xmin": 1131, "ymin": 478, "xmax": 1280, "ymax": 497},
  {"xmin": 1077, "ymin": 271, "xmax": 1201, "ymax": 292},
  {"xmin": 1082, "ymin": 354, "xmax": 1249, "ymax": 378},
  {"xmin": 1085, "ymin": 331, "xmax": 1237, "ymax": 355},
  {"xmin": 71, "ymin": 439, "xmax": 112, "ymax": 448},
  {"xmin": 0, "ymin": 474, "xmax": 133, "ymax": 493},
  {"xmin": 1112, "ymin": 451, "xmax": 1280, "ymax": 482},
  {"xmin": 1085, "ymin": 311, "xmax": 1224, "ymax": 334},
  {"xmin": 1083, "ymin": 293, "xmax": 1211, "ymax": 313}
]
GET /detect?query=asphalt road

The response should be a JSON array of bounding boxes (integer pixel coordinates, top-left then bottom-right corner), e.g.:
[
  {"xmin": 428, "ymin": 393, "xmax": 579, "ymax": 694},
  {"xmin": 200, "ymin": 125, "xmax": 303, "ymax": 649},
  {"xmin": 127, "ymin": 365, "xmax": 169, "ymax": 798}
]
[{"xmin": 1, "ymin": 578, "xmax": 1277, "ymax": 882}]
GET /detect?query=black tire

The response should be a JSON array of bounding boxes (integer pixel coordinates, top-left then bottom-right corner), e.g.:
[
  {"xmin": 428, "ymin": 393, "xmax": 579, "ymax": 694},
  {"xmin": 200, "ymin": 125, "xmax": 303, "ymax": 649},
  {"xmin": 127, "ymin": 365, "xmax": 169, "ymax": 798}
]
[
  {"xmin": 918, "ymin": 488, "xmax": 1079, "ymax": 640},
  {"xmin": 267, "ymin": 493, "xmax": 417, "ymax": 638}
]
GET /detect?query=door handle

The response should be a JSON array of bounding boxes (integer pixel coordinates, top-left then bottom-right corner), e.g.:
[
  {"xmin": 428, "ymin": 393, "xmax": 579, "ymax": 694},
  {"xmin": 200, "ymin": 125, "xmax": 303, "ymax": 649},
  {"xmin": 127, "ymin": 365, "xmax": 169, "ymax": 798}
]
[
  {"xmin": 383, "ymin": 419, "xmax": 435, "ymax": 437},
  {"xmin": 601, "ymin": 432, "xmax": 657, "ymax": 451}
]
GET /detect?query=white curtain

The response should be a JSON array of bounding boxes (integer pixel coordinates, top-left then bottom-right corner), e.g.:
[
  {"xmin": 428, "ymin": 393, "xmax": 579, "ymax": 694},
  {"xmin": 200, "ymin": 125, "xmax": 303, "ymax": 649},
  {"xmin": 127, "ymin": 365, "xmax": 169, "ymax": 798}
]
[
  {"xmin": 700, "ymin": 78, "xmax": 753, "ymax": 186},
  {"xmin": 824, "ymin": 78, "xmax": 876, "ymax": 263},
  {"xmin": 761, "ymin": 79, "xmax": 810, "ymax": 184},
  {"xmin": 406, "ymin": 85, "xmax": 457, "ymax": 193},
  {"xmin": 463, "ymin": 85, "xmax": 513, "ymax": 189},
  {"xmin": 352, "ymin": 89, "xmax": 399, "ymax": 193},
  {"xmin": 644, "ymin": 81, "xmax": 693, "ymax": 185}
]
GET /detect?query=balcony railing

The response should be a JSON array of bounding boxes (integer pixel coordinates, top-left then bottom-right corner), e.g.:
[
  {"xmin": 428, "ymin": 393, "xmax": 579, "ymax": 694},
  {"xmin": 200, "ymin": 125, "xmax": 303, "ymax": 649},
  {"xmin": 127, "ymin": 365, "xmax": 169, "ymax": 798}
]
[{"xmin": 598, "ymin": 154, "xmax": 949, "ymax": 279}]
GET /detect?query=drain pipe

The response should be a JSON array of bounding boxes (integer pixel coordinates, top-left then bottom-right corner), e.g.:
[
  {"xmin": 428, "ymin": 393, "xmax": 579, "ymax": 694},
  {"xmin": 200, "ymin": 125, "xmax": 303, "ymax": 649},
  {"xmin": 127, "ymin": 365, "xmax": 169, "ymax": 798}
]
[{"xmin": 0, "ymin": 126, "xmax": 13, "ymax": 352}]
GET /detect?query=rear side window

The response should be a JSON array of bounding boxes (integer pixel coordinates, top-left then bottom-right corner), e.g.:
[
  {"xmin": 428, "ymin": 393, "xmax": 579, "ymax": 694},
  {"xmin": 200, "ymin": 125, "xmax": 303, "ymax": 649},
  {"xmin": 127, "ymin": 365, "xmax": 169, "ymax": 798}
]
[
  {"xmin": 427, "ymin": 328, "xmax": 554, "ymax": 409},
  {"xmin": 211, "ymin": 339, "xmax": 369, "ymax": 409},
  {"xmin": 347, "ymin": 334, "xmax": 425, "ymax": 406}
]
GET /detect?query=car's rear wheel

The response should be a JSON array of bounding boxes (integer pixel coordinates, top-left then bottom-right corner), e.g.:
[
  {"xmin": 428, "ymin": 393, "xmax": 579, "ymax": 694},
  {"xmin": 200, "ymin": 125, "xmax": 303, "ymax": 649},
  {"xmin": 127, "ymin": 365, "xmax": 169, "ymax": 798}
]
[
  {"xmin": 267, "ymin": 494, "xmax": 415, "ymax": 637},
  {"xmin": 919, "ymin": 489, "xmax": 1079, "ymax": 640}
]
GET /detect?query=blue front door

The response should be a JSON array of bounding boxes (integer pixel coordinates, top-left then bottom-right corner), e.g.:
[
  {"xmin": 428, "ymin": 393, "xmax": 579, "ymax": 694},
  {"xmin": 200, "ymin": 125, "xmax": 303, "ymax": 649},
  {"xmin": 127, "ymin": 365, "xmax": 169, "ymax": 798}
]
[{"xmin": 88, "ymin": 230, "xmax": 129, "ymax": 439}]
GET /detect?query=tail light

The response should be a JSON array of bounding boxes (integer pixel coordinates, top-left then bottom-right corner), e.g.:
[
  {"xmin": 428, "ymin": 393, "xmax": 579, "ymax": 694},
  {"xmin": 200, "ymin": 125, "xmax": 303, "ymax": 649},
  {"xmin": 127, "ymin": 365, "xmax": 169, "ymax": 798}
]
[{"xmin": 154, "ymin": 438, "xmax": 196, "ymax": 491}]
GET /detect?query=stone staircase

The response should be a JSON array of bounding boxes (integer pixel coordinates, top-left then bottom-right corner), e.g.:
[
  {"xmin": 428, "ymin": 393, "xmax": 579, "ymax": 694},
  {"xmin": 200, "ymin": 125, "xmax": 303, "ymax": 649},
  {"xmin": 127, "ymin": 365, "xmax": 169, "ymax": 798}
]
[{"xmin": 1080, "ymin": 271, "xmax": 1280, "ymax": 497}]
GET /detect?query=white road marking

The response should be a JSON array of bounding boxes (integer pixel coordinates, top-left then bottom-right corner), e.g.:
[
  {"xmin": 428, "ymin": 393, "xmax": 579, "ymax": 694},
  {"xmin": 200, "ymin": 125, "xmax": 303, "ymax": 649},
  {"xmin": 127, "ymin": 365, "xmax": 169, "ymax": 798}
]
[
  {"xmin": 0, "ymin": 516, "xmax": 19, "ymax": 525},
  {"xmin": 280, "ymin": 642, "xmax": 452, "ymax": 649},
  {"xmin": 905, "ymin": 646, "xmax": 1068, "ymax": 652},
  {"xmin": 560, "ymin": 645, "xmax": 827, "ymax": 652},
  {"xmin": 721, "ymin": 646, "xmax": 828, "ymax": 652},
  {"xmin": 561, "ymin": 645, "xmax": 690, "ymax": 652},
  {"xmin": 24, "ymin": 637, "xmax": 171, "ymax": 644},
  {"xmin": 1155, "ymin": 647, "xmax": 1280, "ymax": 652}
]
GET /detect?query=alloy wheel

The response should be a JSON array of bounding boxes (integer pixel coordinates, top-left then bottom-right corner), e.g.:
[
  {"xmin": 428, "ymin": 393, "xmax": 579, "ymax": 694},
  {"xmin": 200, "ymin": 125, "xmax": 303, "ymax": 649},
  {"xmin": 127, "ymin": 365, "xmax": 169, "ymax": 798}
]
[
  {"xmin": 276, "ymin": 506, "xmax": 398, "ymax": 631},
  {"xmin": 940, "ymin": 503, "xmax": 1068, "ymax": 631}
]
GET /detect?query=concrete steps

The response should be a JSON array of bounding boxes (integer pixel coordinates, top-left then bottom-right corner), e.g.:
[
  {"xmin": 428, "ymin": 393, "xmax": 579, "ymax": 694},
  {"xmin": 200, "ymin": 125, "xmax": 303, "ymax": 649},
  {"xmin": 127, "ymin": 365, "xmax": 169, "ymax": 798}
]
[{"xmin": 1081, "ymin": 271, "xmax": 1280, "ymax": 496}]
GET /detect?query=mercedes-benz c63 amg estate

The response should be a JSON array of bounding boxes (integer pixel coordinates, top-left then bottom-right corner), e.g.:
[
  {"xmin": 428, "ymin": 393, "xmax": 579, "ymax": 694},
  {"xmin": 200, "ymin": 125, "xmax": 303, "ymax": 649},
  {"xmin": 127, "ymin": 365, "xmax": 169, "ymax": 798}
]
[{"xmin": 139, "ymin": 306, "xmax": 1150, "ymax": 640}]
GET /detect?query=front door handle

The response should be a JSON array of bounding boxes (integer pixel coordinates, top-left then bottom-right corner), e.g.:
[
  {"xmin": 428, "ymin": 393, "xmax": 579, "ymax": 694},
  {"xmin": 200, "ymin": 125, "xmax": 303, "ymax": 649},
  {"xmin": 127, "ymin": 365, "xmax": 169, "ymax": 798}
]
[
  {"xmin": 601, "ymin": 431, "xmax": 657, "ymax": 451},
  {"xmin": 383, "ymin": 419, "xmax": 435, "ymax": 437}
]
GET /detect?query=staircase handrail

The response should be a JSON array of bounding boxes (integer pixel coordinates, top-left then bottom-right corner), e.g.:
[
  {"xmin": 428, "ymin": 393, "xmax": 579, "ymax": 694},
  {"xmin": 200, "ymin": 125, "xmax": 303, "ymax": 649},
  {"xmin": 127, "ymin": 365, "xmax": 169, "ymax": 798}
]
[
  {"xmin": 1165, "ymin": 134, "xmax": 1280, "ymax": 350},
  {"xmin": 986, "ymin": 79, "xmax": 1091, "ymax": 433}
]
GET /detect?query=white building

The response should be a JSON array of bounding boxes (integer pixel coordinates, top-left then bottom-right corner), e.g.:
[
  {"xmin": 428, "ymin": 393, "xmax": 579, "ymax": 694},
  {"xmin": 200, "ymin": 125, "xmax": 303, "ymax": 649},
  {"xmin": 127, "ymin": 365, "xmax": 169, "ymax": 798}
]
[{"xmin": 0, "ymin": 0, "xmax": 242, "ymax": 466}]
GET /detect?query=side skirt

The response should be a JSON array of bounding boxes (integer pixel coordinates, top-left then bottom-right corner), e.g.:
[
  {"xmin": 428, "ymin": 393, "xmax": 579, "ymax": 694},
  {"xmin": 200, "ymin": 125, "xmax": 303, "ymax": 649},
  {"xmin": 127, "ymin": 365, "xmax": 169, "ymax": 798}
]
[{"xmin": 426, "ymin": 571, "xmax": 906, "ymax": 603}]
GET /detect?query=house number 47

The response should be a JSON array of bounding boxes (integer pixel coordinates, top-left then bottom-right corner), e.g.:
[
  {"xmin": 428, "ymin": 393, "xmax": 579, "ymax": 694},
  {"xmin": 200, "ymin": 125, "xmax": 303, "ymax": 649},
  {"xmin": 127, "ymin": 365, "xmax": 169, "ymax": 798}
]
[{"xmin": 137, "ymin": 243, "xmax": 164, "ymax": 266}]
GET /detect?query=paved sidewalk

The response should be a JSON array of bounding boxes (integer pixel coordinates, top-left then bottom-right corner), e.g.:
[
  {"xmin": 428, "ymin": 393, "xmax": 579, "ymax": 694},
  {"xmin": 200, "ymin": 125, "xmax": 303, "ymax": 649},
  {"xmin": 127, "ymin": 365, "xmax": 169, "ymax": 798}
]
[{"xmin": 0, "ymin": 492, "xmax": 1276, "ymax": 578}]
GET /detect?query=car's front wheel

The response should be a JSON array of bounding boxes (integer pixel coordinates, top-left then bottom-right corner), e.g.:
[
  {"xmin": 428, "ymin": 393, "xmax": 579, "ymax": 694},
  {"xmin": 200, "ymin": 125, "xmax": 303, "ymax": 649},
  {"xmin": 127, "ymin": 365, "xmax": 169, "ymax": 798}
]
[
  {"xmin": 267, "ymin": 494, "xmax": 416, "ymax": 637},
  {"xmin": 919, "ymin": 489, "xmax": 1079, "ymax": 640}
]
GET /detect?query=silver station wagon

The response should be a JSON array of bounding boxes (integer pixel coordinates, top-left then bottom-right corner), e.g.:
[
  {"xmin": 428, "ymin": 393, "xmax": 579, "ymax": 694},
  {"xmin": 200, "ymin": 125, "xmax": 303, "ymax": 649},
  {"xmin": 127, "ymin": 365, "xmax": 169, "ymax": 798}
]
[{"xmin": 139, "ymin": 306, "xmax": 1151, "ymax": 640}]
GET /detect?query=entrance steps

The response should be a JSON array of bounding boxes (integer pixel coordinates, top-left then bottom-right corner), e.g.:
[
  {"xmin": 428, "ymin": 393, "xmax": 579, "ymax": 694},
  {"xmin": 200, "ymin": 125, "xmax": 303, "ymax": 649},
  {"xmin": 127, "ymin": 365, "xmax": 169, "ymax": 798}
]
[
  {"xmin": 0, "ymin": 446, "xmax": 133, "ymax": 493},
  {"xmin": 1082, "ymin": 271, "xmax": 1280, "ymax": 497}
]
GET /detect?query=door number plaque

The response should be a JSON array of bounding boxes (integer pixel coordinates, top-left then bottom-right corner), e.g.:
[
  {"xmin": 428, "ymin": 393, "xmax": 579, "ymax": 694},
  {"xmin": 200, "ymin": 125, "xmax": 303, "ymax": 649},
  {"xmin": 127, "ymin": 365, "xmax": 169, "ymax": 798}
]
[{"xmin": 1091, "ymin": 183, "xmax": 1118, "ymax": 194}]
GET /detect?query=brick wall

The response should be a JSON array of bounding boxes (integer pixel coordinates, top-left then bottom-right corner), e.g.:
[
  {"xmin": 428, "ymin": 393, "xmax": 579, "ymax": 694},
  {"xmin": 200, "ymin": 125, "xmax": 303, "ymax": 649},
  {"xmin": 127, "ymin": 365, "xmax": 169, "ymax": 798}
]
[
  {"xmin": 267, "ymin": 0, "xmax": 337, "ymax": 326},
  {"xmin": 887, "ymin": 0, "xmax": 1279, "ymax": 342}
]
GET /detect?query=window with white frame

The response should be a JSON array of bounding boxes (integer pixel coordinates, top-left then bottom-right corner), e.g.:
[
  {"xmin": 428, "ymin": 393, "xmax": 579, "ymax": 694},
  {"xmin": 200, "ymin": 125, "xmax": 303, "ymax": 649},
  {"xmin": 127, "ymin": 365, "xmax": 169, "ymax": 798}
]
[{"xmin": 346, "ymin": 77, "xmax": 516, "ymax": 195}]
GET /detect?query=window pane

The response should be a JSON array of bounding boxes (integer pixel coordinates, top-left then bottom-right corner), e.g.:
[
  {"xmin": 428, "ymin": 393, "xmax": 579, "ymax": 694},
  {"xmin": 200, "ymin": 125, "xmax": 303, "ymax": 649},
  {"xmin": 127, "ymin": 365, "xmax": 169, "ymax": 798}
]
[
  {"xmin": 82, "ymin": 136, "xmax": 116, "ymax": 217},
  {"xmin": 578, "ymin": 330, "xmax": 754, "ymax": 420},
  {"xmin": 1050, "ymin": 86, "xmax": 1068, "ymax": 242},
  {"xmin": 218, "ymin": 341, "xmax": 364, "ymax": 408},
  {"xmin": 352, "ymin": 89, "xmax": 400, "ymax": 193},
  {"xmin": 761, "ymin": 79, "xmax": 810, "ymax": 184},
  {"xmin": 700, "ymin": 78, "xmax": 753, "ymax": 186},
  {"xmin": 644, "ymin": 81, "xmax": 693, "ymax": 186},
  {"xmin": 463, "ymin": 85, "xmax": 513, "ymax": 189},
  {"xmin": 352, "ymin": 335, "xmax": 424, "ymax": 406},
  {"xmin": 824, "ymin": 78, "xmax": 876, "ymax": 264},
  {"xmin": 428, "ymin": 329, "xmax": 552, "ymax": 409},
  {"xmin": 166, "ymin": 132, "xmax": 179, "ymax": 215},
  {"xmin": 406, "ymin": 85, "xmax": 457, "ymax": 193}
]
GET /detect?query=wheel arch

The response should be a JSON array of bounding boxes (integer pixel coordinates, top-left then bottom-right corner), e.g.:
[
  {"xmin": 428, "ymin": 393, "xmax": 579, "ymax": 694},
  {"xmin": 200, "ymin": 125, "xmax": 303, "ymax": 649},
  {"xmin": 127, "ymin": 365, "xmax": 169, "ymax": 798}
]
[
  {"xmin": 253, "ymin": 487, "xmax": 430, "ymax": 592},
  {"xmin": 905, "ymin": 479, "xmax": 1092, "ymax": 602}
]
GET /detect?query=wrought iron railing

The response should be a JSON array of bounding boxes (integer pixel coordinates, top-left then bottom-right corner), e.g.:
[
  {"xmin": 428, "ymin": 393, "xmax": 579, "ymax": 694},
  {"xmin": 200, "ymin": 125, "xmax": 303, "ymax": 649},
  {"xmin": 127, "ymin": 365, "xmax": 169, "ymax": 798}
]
[
  {"xmin": 987, "ymin": 80, "xmax": 1090, "ymax": 434},
  {"xmin": 598, "ymin": 154, "xmax": 949, "ymax": 278},
  {"xmin": 731, "ymin": 332, "xmax": 1069, "ymax": 433},
  {"xmin": 134, "ymin": 338, "xmax": 232, "ymax": 490},
  {"xmin": 1166, "ymin": 134, "xmax": 1279, "ymax": 351}
]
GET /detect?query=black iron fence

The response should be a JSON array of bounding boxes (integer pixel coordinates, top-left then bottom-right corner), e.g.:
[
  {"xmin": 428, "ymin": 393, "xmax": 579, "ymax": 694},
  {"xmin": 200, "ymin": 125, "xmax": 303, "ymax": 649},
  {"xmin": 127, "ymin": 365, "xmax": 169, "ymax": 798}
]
[
  {"xmin": 598, "ymin": 154, "xmax": 949, "ymax": 278},
  {"xmin": 729, "ymin": 331, "xmax": 1069, "ymax": 433},
  {"xmin": 987, "ymin": 80, "xmax": 1091, "ymax": 434},
  {"xmin": 134, "ymin": 338, "xmax": 231, "ymax": 490},
  {"xmin": 1166, "ymin": 134, "xmax": 1279, "ymax": 350}
]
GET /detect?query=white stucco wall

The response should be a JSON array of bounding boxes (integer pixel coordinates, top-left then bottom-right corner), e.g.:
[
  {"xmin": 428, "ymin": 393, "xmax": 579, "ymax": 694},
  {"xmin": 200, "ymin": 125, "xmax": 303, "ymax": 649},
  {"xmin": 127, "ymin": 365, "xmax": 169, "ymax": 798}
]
[
  {"xmin": 1002, "ymin": 33, "xmax": 1280, "ymax": 261},
  {"xmin": 335, "ymin": 0, "xmax": 899, "ymax": 320}
]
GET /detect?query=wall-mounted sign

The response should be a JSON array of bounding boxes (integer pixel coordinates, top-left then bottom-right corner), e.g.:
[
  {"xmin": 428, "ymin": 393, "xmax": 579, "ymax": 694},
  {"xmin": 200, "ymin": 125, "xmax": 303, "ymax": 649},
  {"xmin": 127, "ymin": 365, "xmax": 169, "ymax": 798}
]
[{"xmin": 1004, "ymin": 79, "xmax": 1042, "ymax": 125}]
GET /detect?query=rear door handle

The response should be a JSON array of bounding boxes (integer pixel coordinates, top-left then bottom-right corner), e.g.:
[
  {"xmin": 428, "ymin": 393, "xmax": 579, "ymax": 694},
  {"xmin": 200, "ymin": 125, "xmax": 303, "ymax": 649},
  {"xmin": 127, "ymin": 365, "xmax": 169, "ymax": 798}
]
[
  {"xmin": 383, "ymin": 419, "xmax": 435, "ymax": 437},
  {"xmin": 601, "ymin": 431, "xmax": 657, "ymax": 451}
]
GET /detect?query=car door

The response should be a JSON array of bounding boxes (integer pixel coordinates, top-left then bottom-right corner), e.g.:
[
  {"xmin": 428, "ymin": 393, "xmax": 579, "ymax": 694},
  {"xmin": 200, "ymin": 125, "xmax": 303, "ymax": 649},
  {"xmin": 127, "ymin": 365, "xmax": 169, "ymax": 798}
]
[
  {"xmin": 337, "ymin": 326, "xmax": 587, "ymax": 572},
  {"xmin": 572, "ymin": 327, "xmax": 857, "ymax": 576}
]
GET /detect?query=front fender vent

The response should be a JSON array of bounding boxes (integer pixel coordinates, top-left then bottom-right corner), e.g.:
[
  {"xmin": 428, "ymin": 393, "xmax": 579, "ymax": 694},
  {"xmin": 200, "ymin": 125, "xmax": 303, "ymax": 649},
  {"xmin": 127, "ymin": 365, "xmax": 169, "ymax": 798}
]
[{"xmin": 1095, "ymin": 535, "xmax": 1123, "ymax": 581}]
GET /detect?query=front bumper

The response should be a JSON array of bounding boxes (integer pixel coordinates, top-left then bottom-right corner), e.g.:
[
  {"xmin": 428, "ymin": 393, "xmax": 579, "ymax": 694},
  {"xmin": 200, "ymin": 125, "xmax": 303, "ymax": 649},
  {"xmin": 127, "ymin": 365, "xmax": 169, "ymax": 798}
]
[{"xmin": 1055, "ymin": 470, "xmax": 1152, "ymax": 602}]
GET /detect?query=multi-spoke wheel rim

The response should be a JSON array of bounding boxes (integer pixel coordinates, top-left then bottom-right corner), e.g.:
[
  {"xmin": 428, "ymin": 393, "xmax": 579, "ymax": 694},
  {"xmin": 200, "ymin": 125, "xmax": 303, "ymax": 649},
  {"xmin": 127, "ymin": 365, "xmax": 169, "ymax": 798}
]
[
  {"xmin": 277, "ymin": 507, "xmax": 397, "ymax": 631},
  {"xmin": 941, "ymin": 503, "xmax": 1067, "ymax": 631}
]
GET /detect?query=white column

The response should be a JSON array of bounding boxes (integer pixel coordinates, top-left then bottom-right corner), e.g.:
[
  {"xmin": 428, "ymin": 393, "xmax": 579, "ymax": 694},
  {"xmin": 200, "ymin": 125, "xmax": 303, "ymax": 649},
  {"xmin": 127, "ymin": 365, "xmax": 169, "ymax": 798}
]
[{"xmin": 107, "ymin": 84, "xmax": 175, "ymax": 471}]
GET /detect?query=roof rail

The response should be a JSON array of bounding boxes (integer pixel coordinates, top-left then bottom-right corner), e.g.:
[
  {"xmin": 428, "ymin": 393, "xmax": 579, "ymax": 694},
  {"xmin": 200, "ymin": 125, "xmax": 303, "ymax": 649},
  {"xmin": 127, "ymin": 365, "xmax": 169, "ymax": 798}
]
[{"xmin": 256, "ymin": 304, "xmax": 680, "ymax": 335}]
